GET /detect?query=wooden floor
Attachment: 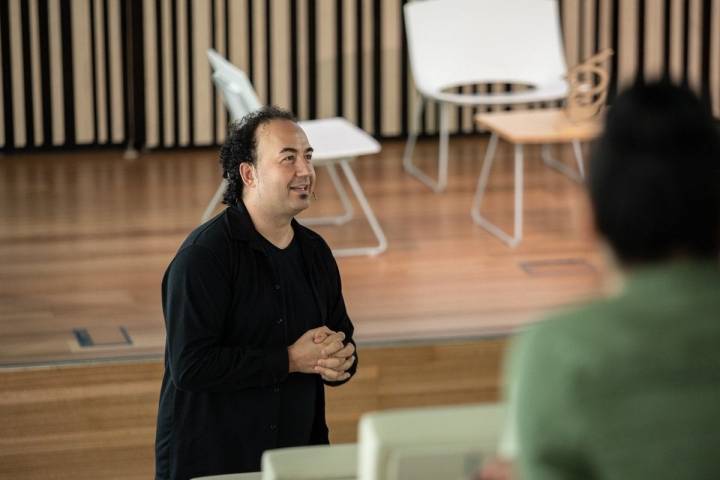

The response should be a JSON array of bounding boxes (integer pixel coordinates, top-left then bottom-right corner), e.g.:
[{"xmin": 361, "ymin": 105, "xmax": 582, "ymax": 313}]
[
  {"xmin": 0, "ymin": 136, "xmax": 610, "ymax": 478},
  {"xmin": 0, "ymin": 338, "xmax": 507, "ymax": 479},
  {"xmin": 0, "ymin": 136, "xmax": 608, "ymax": 367}
]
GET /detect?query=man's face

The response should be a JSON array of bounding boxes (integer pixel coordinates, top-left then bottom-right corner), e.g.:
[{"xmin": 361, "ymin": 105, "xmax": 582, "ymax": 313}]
[{"xmin": 247, "ymin": 119, "xmax": 316, "ymax": 218}]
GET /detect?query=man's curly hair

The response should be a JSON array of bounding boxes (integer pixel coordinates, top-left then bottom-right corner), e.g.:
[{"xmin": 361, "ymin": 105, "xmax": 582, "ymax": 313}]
[{"xmin": 219, "ymin": 106, "xmax": 296, "ymax": 205}]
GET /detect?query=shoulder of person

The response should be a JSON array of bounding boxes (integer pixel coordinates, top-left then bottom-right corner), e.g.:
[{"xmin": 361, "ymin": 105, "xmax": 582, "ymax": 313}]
[
  {"xmin": 512, "ymin": 299, "xmax": 643, "ymax": 403},
  {"xmin": 515, "ymin": 298, "xmax": 623, "ymax": 370},
  {"xmin": 172, "ymin": 209, "xmax": 238, "ymax": 267},
  {"xmin": 534, "ymin": 297, "xmax": 624, "ymax": 342}
]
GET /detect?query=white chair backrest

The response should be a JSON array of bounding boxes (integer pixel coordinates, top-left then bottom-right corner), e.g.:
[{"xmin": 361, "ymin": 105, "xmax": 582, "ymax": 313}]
[
  {"xmin": 357, "ymin": 403, "xmax": 506, "ymax": 480},
  {"xmin": 261, "ymin": 443, "xmax": 357, "ymax": 480},
  {"xmin": 404, "ymin": 0, "xmax": 567, "ymax": 95},
  {"xmin": 207, "ymin": 48, "xmax": 263, "ymax": 122}
]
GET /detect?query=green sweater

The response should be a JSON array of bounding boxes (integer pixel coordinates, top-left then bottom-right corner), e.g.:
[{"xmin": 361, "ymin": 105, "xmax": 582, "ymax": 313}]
[{"xmin": 511, "ymin": 261, "xmax": 720, "ymax": 479}]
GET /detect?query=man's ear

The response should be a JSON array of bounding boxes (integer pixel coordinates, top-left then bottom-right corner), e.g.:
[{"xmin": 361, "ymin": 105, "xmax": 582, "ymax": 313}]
[{"xmin": 239, "ymin": 162, "xmax": 255, "ymax": 188}]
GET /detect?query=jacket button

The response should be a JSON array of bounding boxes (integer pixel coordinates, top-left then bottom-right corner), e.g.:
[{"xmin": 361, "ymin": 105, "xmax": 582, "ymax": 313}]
[
  {"xmin": 274, "ymin": 284, "xmax": 281, "ymax": 290},
  {"xmin": 273, "ymin": 386, "xmax": 280, "ymax": 393},
  {"xmin": 277, "ymin": 317, "xmax": 284, "ymax": 324},
  {"xmin": 269, "ymin": 424, "xmax": 277, "ymax": 431}
]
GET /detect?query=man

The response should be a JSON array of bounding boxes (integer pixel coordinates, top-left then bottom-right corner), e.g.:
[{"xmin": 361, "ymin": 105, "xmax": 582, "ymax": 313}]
[
  {"xmin": 510, "ymin": 82, "xmax": 720, "ymax": 479},
  {"xmin": 155, "ymin": 106, "xmax": 357, "ymax": 479}
]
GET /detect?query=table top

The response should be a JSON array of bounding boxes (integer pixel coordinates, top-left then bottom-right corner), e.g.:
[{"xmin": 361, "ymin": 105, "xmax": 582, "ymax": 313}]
[{"xmin": 474, "ymin": 108, "xmax": 603, "ymax": 144}]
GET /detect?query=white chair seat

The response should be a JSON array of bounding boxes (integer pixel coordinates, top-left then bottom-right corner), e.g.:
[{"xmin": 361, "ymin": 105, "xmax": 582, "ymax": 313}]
[
  {"xmin": 299, "ymin": 118, "xmax": 381, "ymax": 163},
  {"xmin": 426, "ymin": 79, "xmax": 568, "ymax": 106}
]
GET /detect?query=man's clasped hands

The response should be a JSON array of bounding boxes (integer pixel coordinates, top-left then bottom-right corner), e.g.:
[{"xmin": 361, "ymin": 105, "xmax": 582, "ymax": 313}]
[{"xmin": 288, "ymin": 326, "xmax": 356, "ymax": 382}]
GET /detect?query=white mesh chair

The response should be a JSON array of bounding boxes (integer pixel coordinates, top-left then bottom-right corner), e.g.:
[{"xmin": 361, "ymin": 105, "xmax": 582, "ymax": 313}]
[
  {"xmin": 358, "ymin": 402, "xmax": 507, "ymax": 480},
  {"xmin": 402, "ymin": 0, "xmax": 583, "ymax": 192},
  {"xmin": 204, "ymin": 49, "xmax": 386, "ymax": 257}
]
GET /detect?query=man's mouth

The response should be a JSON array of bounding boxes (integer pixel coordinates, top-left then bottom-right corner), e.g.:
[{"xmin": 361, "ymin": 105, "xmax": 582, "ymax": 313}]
[{"xmin": 289, "ymin": 184, "xmax": 310, "ymax": 193}]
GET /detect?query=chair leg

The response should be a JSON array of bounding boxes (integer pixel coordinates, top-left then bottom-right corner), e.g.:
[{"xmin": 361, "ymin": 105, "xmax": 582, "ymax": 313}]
[
  {"xmin": 471, "ymin": 134, "xmax": 524, "ymax": 247},
  {"xmin": 402, "ymin": 91, "xmax": 424, "ymax": 173},
  {"xmin": 330, "ymin": 159, "xmax": 388, "ymax": 257},
  {"xmin": 201, "ymin": 179, "xmax": 228, "ymax": 223},
  {"xmin": 403, "ymin": 94, "xmax": 450, "ymax": 192},
  {"xmin": 571, "ymin": 139, "xmax": 586, "ymax": 179},
  {"xmin": 541, "ymin": 142, "xmax": 584, "ymax": 182},
  {"xmin": 437, "ymin": 102, "xmax": 449, "ymax": 192}
]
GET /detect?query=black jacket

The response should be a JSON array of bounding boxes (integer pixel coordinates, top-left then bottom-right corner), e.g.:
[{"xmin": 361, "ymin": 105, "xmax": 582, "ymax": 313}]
[{"xmin": 155, "ymin": 204, "xmax": 357, "ymax": 479}]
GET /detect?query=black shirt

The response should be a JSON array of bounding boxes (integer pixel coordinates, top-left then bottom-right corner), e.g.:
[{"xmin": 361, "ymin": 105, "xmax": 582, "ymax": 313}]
[
  {"xmin": 155, "ymin": 204, "xmax": 357, "ymax": 480},
  {"xmin": 261, "ymin": 234, "xmax": 319, "ymax": 447}
]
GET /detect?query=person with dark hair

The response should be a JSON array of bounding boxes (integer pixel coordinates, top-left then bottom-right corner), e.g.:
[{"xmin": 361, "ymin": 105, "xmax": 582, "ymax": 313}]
[
  {"xmin": 155, "ymin": 106, "xmax": 358, "ymax": 479},
  {"xmin": 508, "ymin": 81, "xmax": 720, "ymax": 479}
]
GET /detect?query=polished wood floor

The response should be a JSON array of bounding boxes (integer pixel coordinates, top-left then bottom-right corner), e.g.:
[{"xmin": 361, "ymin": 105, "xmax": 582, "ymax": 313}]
[
  {"xmin": 0, "ymin": 136, "xmax": 610, "ymax": 479},
  {"xmin": 0, "ymin": 338, "xmax": 507, "ymax": 479},
  {"xmin": 0, "ymin": 136, "xmax": 608, "ymax": 366}
]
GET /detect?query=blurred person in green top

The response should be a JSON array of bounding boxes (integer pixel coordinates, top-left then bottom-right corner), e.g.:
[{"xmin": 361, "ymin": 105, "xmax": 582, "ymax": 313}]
[{"xmin": 488, "ymin": 81, "xmax": 720, "ymax": 480}]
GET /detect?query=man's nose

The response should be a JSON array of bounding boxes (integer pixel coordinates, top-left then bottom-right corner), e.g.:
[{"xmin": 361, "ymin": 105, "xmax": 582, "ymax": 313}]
[{"xmin": 296, "ymin": 157, "xmax": 313, "ymax": 176}]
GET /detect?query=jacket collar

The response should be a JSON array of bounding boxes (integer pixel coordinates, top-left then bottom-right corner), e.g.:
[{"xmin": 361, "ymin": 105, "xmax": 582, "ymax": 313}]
[
  {"xmin": 226, "ymin": 201, "xmax": 327, "ymax": 322},
  {"xmin": 225, "ymin": 201, "xmax": 315, "ymax": 251}
]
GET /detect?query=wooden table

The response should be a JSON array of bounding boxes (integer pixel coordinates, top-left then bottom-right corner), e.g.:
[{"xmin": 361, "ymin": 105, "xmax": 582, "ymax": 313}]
[{"xmin": 473, "ymin": 108, "xmax": 602, "ymax": 247}]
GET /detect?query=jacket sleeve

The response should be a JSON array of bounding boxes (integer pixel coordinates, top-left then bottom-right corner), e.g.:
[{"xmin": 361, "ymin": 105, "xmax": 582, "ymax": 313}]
[
  {"xmin": 162, "ymin": 244, "xmax": 289, "ymax": 392},
  {"xmin": 321, "ymin": 250, "xmax": 358, "ymax": 387}
]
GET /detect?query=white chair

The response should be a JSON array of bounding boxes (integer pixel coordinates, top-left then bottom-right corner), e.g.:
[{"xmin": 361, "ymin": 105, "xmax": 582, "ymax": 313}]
[
  {"xmin": 192, "ymin": 472, "xmax": 262, "ymax": 480},
  {"xmin": 402, "ymin": 0, "xmax": 583, "ymax": 192},
  {"xmin": 190, "ymin": 444, "xmax": 356, "ymax": 480},
  {"xmin": 261, "ymin": 443, "xmax": 357, "ymax": 480},
  {"xmin": 204, "ymin": 49, "xmax": 387, "ymax": 257},
  {"xmin": 357, "ymin": 402, "xmax": 507, "ymax": 480}
]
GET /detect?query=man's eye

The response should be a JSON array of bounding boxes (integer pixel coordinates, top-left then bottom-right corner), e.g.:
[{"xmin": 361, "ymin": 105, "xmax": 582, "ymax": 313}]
[
  {"xmin": 284, "ymin": 156, "xmax": 295, "ymax": 162},
  {"xmin": 305, "ymin": 154, "xmax": 313, "ymax": 161}
]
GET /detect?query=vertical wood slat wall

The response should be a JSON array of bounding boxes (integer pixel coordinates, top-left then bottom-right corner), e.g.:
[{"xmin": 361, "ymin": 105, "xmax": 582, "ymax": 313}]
[{"xmin": 1, "ymin": 0, "xmax": 719, "ymax": 152}]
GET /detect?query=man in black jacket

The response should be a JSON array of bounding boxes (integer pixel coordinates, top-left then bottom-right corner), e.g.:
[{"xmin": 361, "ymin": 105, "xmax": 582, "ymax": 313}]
[{"xmin": 155, "ymin": 106, "xmax": 358, "ymax": 479}]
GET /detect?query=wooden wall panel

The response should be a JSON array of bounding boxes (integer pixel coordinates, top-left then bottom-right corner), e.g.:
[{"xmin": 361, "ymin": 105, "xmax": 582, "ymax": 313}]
[{"xmin": 2, "ymin": 0, "xmax": 719, "ymax": 151}]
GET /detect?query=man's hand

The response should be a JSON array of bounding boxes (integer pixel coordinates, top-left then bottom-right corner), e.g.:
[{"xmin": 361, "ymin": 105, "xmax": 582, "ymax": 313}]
[
  {"xmin": 474, "ymin": 458, "xmax": 515, "ymax": 480},
  {"xmin": 313, "ymin": 330, "xmax": 355, "ymax": 382},
  {"xmin": 288, "ymin": 327, "xmax": 345, "ymax": 374}
]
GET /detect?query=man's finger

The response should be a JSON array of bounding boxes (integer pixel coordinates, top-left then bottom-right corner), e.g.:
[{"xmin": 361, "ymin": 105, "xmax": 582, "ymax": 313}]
[
  {"xmin": 310, "ymin": 326, "xmax": 333, "ymax": 337},
  {"xmin": 321, "ymin": 373, "xmax": 350, "ymax": 382},
  {"xmin": 309, "ymin": 326, "xmax": 334, "ymax": 344},
  {"xmin": 320, "ymin": 332, "xmax": 345, "ymax": 356},
  {"xmin": 342, "ymin": 355, "xmax": 356, "ymax": 371},
  {"xmin": 315, "ymin": 365, "xmax": 350, "ymax": 381},
  {"xmin": 317, "ymin": 355, "xmax": 355, "ymax": 371},
  {"xmin": 330, "ymin": 343, "xmax": 354, "ymax": 358},
  {"xmin": 320, "ymin": 331, "xmax": 344, "ymax": 343},
  {"xmin": 313, "ymin": 332, "xmax": 330, "ymax": 344},
  {"xmin": 317, "ymin": 356, "xmax": 345, "ymax": 369}
]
